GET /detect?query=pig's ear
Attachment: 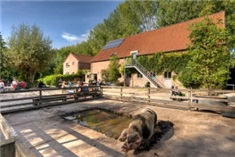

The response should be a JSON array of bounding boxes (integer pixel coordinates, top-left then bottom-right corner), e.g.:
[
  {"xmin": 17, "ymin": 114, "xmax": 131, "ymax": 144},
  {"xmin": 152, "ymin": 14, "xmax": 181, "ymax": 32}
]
[{"xmin": 118, "ymin": 129, "xmax": 128, "ymax": 142}]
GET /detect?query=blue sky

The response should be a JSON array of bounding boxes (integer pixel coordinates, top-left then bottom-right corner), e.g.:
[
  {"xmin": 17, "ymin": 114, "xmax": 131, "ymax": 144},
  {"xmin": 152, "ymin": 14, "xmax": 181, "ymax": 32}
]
[{"xmin": 0, "ymin": 0, "xmax": 122, "ymax": 49}]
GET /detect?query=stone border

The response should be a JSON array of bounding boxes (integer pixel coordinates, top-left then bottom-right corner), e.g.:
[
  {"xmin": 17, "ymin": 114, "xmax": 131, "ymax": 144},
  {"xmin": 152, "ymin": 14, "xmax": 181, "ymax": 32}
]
[{"xmin": 0, "ymin": 114, "xmax": 36, "ymax": 157}]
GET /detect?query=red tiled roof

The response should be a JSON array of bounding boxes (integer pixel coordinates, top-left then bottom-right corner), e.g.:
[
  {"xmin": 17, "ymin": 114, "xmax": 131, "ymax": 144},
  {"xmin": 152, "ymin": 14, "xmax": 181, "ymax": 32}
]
[
  {"xmin": 71, "ymin": 53, "xmax": 93, "ymax": 63},
  {"xmin": 91, "ymin": 11, "xmax": 225, "ymax": 63}
]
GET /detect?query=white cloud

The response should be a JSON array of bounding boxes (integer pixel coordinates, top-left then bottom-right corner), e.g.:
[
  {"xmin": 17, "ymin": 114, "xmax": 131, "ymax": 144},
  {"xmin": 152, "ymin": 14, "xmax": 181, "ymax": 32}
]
[{"xmin": 61, "ymin": 31, "xmax": 89, "ymax": 43}]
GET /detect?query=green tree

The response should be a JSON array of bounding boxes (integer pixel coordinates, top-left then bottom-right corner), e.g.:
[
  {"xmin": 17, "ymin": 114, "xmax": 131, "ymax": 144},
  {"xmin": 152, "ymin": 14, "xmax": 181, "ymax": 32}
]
[
  {"xmin": 0, "ymin": 32, "xmax": 17, "ymax": 81},
  {"xmin": 88, "ymin": 23, "xmax": 109, "ymax": 54},
  {"xmin": 0, "ymin": 32, "xmax": 6, "ymax": 79},
  {"xmin": 156, "ymin": 0, "xmax": 207, "ymax": 28},
  {"xmin": 75, "ymin": 41, "xmax": 93, "ymax": 56},
  {"xmin": 36, "ymin": 49, "xmax": 57, "ymax": 79},
  {"xmin": 179, "ymin": 17, "xmax": 230, "ymax": 89},
  {"xmin": 0, "ymin": 32, "xmax": 7, "ymax": 79},
  {"xmin": 203, "ymin": 0, "xmax": 235, "ymax": 52},
  {"xmin": 107, "ymin": 55, "xmax": 121, "ymax": 83},
  {"xmin": 6, "ymin": 24, "xmax": 53, "ymax": 85},
  {"xmin": 118, "ymin": 0, "xmax": 158, "ymax": 32},
  {"xmin": 101, "ymin": 69, "xmax": 109, "ymax": 82}
]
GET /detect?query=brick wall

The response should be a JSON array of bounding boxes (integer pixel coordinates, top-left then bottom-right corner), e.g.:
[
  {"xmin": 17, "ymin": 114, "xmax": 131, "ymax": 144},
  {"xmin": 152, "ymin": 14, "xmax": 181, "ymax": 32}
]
[{"xmin": 91, "ymin": 59, "xmax": 168, "ymax": 88}]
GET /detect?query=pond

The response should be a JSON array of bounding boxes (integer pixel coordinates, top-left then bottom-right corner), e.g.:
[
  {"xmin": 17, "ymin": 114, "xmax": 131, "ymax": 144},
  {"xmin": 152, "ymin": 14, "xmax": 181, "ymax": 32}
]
[
  {"xmin": 61, "ymin": 108, "xmax": 174, "ymax": 153},
  {"xmin": 62, "ymin": 108, "xmax": 133, "ymax": 139}
]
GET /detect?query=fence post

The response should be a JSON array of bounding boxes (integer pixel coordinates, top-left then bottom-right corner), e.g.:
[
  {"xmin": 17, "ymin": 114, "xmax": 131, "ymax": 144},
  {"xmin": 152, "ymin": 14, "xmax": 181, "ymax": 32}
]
[
  {"xmin": 74, "ymin": 87, "xmax": 79, "ymax": 101},
  {"xmin": 188, "ymin": 89, "xmax": 193, "ymax": 110},
  {"xmin": 120, "ymin": 87, "xmax": 123, "ymax": 101},
  {"xmin": 75, "ymin": 87, "xmax": 78, "ymax": 93},
  {"xmin": 100, "ymin": 86, "xmax": 103, "ymax": 96},
  {"xmin": 188, "ymin": 90, "xmax": 191, "ymax": 110},
  {"xmin": 39, "ymin": 88, "xmax": 42, "ymax": 106},
  {"xmin": 148, "ymin": 88, "xmax": 150, "ymax": 104}
]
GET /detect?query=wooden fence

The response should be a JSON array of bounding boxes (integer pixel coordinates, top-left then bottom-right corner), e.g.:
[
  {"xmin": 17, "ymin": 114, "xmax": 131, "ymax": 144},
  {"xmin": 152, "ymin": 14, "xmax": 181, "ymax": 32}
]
[
  {"xmin": 1, "ymin": 86, "xmax": 235, "ymax": 116},
  {"xmin": 0, "ymin": 86, "xmax": 102, "ymax": 114},
  {"xmin": 101, "ymin": 86, "xmax": 235, "ymax": 117},
  {"xmin": 0, "ymin": 86, "xmax": 234, "ymax": 156}
]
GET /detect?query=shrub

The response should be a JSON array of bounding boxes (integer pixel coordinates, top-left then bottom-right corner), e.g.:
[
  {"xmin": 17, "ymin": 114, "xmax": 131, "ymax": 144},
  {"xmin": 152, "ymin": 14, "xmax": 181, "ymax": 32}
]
[{"xmin": 43, "ymin": 74, "xmax": 63, "ymax": 87}]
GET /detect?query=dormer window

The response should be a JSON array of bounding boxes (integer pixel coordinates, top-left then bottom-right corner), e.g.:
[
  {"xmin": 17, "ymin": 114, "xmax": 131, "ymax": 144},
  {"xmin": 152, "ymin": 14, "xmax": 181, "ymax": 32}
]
[{"xmin": 130, "ymin": 50, "xmax": 138, "ymax": 60}]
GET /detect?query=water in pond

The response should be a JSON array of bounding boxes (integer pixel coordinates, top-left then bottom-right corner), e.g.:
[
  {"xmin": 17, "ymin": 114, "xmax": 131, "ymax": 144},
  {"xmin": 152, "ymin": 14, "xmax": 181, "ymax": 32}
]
[{"xmin": 63, "ymin": 109, "xmax": 132, "ymax": 139}]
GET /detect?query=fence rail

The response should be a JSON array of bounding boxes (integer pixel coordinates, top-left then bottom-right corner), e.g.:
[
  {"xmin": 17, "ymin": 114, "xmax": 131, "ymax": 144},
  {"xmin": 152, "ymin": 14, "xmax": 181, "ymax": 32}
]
[
  {"xmin": 1, "ymin": 86, "xmax": 235, "ymax": 116},
  {"xmin": 0, "ymin": 86, "xmax": 102, "ymax": 114},
  {"xmin": 101, "ymin": 86, "xmax": 235, "ymax": 117}
]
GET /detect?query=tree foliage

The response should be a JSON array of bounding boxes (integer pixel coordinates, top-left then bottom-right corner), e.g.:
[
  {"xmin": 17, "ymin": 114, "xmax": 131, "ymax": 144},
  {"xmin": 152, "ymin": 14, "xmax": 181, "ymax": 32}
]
[
  {"xmin": 179, "ymin": 17, "xmax": 230, "ymax": 89},
  {"xmin": 0, "ymin": 32, "xmax": 6, "ymax": 79},
  {"xmin": 6, "ymin": 24, "xmax": 53, "ymax": 84},
  {"xmin": 0, "ymin": 33, "xmax": 7, "ymax": 79},
  {"xmin": 156, "ymin": 0, "xmax": 208, "ymax": 28},
  {"xmin": 108, "ymin": 55, "xmax": 121, "ymax": 83},
  {"xmin": 42, "ymin": 73, "xmax": 84, "ymax": 87},
  {"xmin": 0, "ymin": 32, "xmax": 18, "ymax": 80},
  {"xmin": 101, "ymin": 55, "xmax": 121, "ymax": 83},
  {"xmin": 118, "ymin": 0, "xmax": 158, "ymax": 32},
  {"xmin": 137, "ymin": 52, "xmax": 189, "ymax": 76}
]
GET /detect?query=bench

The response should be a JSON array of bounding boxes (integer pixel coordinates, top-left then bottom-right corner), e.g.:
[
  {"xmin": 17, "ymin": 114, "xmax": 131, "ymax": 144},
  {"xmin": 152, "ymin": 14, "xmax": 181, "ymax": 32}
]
[
  {"xmin": 74, "ymin": 91, "xmax": 101, "ymax": 100},
  {"xmin": 32, "ymin": 95, "xmax": 67, "ymax": 106}
]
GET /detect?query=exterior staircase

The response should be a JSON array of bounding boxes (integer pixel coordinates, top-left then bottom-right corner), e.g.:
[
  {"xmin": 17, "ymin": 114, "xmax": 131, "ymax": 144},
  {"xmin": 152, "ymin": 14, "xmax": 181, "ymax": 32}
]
[{"xmin": 125, "ymin": 59, "xmax": 165, "ymax": 88}]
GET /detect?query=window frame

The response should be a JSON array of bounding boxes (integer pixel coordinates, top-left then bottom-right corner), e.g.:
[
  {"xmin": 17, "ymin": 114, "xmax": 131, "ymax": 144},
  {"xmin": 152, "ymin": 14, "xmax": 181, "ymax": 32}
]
[{"xmin": 164, "ymin": 71, "xmax": 171, "ymax": 79}]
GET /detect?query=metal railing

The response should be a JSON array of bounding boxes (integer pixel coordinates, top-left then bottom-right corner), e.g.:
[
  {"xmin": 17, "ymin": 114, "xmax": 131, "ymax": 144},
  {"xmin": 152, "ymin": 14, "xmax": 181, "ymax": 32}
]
[{"xmin": 125, "ymin": 59, "xmax": 165, "ymax": 88}]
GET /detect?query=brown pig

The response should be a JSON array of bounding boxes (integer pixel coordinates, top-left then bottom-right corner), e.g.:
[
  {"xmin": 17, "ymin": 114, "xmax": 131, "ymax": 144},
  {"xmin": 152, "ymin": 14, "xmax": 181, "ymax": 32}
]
[{"xmin": 118, "ymin": 108, "xmax": 157, "ymax": 152}]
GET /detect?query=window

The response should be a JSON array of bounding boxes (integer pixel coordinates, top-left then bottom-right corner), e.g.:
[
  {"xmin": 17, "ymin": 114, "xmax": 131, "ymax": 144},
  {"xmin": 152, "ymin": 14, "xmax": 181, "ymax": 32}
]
[
  {"xmin": 126, "ymin": 73, "xmax": 131, "ymax": 78},
  {"xmin": 72, "ymin": 62, "xmax": 74, "ymax": 65},
  {"xmin": 137, "ymin": 72, "xmax": 143, "ymax": 78},
  {"xmin": 164, "ymin": 72, "xmax": 171, "ymax": 79},
  {"xmin": 66, "ymin": 63, "xmax": 70, "ymax": 68}
]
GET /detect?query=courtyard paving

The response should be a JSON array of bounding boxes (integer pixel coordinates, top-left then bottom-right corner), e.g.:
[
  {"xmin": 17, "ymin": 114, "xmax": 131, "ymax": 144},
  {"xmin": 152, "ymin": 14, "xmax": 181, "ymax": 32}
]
[{"xmin": 2, "ymin": 98, "xmax": 235, "ymax": 157}]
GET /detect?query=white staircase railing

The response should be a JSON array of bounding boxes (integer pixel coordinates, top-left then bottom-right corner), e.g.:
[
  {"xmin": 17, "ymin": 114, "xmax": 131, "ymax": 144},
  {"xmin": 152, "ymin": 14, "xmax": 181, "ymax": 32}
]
[{"xmin": 125, "ymin": 59, "xmax": 165, "ymax": 88}]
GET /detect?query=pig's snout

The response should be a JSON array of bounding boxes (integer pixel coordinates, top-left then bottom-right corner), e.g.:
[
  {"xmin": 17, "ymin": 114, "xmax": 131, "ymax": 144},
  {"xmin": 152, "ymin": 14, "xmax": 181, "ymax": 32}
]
[{"xmin": 121, "ymin": 143, "xmax": 130, "ymax": 152}]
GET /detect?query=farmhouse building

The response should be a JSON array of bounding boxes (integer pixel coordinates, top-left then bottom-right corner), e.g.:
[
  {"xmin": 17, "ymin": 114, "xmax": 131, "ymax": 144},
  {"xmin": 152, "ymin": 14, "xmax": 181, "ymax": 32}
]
[
  {"xmin": 63, "ymin": 53, "xmax": 93, "ymax": 75},
  {"xmin": 90, "ymin": 11, "xmax": 225, "ymax": 88}
]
